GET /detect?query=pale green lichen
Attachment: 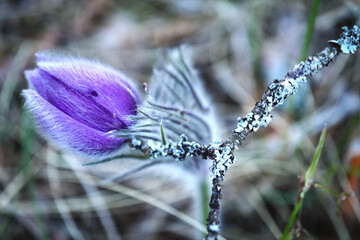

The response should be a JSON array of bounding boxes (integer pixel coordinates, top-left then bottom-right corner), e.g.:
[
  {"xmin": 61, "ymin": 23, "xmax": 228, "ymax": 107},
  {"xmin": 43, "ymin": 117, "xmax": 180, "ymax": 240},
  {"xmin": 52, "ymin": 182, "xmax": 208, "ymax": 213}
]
[
  {"xmin": 329, "ymin": 26, "xmax": 360, "ymax": 54},
  {"xmin": 233, "ymin": 47, "xmax": 338, "ymax": 148}
]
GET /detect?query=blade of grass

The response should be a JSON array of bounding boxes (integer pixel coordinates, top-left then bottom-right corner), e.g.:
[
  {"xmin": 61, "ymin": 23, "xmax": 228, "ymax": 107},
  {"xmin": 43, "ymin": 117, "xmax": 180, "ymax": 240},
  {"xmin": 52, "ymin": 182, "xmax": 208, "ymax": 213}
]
[
  {"xmin": 160, "ymin": 123, "xmax": 166, "ymax": 145},
  {"xmin": 83, "ymin": 154, "xmax": 149, "ymax": 166},
  {"xmin": 247, "ymin": 7, "xmax": 264, "ymax": 86},
  {"xmin": 67, "ymin": 158, "xmax": 122, "ymax": 240},
  {"xmin": 47, "ymin": 151, "xmax": 86, "ymax": 240},
  {"xmin": 244, "ymin": 185, "xmax": 282, "ymax": 239},
  {"xmin": 101, "ymin": 182, "xmax": 211, "ymax": 237},
  {"xmin": 200, "ymin": 178, "xmax": 210, "ymax": 239},
  {"xmin": 21, "ymin": 110, "xmax": 49, "ymax": 240},
  {"xmin": 314, "ymin": 183, "xmax": 341, "ymax": 198},
  {"xmin": 0, "ymin": 111, "xmax": 45, "ymax": 239},
  {"xmin": 0, "ymin": 43, "xmax": 33, "ymax": 240},
  {"xmin": 100, "ymin": 160, "xmax": 171, "ymax": 184},
  {"xmin": 0, "ymin": 42, "xmax": 32, "ymax": 113},
  {"xmin": 281, "ymin": 201, "xmax": 304, "ymax": 240},
  {"xmin": 280, "ymin": 128, "xmax": 326, "ymax": 240},
  {"xmin": 288, "ymin": 0, "xmax": 321, "ymax": 115},
  {"xmin": 337, "ymin": 112, "xmax": 360, "ymax": 156},
  {"xmin": 304, "ymin": 128, "xmax": 326, "ymax": 182},
  {"xmin": 299, "ymin": 0, "xmax": 322, "ymax": 61}
]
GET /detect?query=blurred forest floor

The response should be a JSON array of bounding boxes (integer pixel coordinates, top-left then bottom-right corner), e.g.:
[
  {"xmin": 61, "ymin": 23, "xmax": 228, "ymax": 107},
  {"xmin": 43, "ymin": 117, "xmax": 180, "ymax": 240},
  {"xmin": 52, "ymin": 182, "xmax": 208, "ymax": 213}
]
[{"xmin": 1, "ymin": 0, "xmax": 360, "ymax": 239}]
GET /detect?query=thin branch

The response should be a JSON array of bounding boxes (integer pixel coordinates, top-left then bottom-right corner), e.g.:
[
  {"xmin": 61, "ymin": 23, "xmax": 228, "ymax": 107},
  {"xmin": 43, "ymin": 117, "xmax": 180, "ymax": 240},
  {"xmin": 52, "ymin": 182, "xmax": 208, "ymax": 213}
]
[{"xmin": 128, "ymin": 25, "xmax": 360, "ymax": 240}]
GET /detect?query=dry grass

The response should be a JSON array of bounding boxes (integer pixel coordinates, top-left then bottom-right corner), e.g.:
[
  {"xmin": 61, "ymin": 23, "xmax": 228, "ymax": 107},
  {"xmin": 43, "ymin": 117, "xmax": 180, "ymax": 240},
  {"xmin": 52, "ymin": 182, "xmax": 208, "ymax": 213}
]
[{"xmin": 1, "ymin": 0, "xmax": 360, "ymax": 239}]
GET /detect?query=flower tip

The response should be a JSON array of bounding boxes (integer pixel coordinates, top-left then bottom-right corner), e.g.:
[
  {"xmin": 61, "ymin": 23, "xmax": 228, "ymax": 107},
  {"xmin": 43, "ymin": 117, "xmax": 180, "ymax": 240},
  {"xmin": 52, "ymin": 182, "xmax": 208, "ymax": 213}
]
[
  {"xmin": 21, "ymin": 88, "xmax": 35, "ymax": 98},
  {"xmin": 21, "ymin": 89, "xmax": 38, "ymax": 110},
  {"xmin": 24, "ymin": 69, "xmax": 38, "ymax": 80},
  {"xmin": 34, "ymin": 51, "xmax": 58, "ymax": 63},
  {"xmin": 34, "ymin": 52, "xmax": 43, "ymax": 59},
  {"xmin": 24, "ymin": 69, "xmax": 34, "ymax": 79}
]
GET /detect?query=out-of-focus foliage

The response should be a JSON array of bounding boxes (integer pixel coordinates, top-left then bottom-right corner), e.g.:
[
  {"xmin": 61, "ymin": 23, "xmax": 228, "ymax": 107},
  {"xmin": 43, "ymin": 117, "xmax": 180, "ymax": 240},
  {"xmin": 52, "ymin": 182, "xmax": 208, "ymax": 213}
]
[{"xmin": 1, "ymin": 0, "xmax": 360, "ymax": 239}]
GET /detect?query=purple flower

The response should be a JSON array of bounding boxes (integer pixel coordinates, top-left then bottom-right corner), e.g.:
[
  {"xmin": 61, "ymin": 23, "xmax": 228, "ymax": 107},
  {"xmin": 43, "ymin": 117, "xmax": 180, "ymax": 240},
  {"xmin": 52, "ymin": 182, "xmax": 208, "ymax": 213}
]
[{"xmin": 22, "ymin": 53, "xmax": 140, "ymax": 157}]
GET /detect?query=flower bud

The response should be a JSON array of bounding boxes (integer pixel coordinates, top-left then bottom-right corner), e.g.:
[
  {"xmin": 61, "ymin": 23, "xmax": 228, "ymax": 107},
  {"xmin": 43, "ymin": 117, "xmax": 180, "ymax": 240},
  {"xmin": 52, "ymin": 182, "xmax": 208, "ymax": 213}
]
[{"xmin": 22, "ymin": 53, "xmax": 139, "ymax": 157}]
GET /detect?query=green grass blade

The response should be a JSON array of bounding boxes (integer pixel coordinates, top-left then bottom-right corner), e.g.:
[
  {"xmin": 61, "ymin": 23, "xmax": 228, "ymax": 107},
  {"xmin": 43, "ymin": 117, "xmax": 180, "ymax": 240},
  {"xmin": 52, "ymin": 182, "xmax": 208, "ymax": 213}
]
[
  {"xmin": 160, "ymin": 123, "xmax": 166, "ymax": 145},
  {"xmin": 281, "ymin": 128, "xmax": 326, "ymax": 240},
  {"xmin": 299, "ymin": 0, "xmax": 322, "ymax": 61},
  {"xmin": 304, "ymin": 128, "xmax": 326, "ymax": 182},
  {"xmin": 200, "ymin": 179, "xmax": 210, "ymax": 226},
  {"xmin": 314, "ymin": 184, "xmax": 341, "ymax": 198},
  {"xmin": 22, "ymin": 110, "xmax": 49, "ymax": 240},
  {"xmin": 281, "ymin": 201, "xmax": 303, "ymax": 240}
]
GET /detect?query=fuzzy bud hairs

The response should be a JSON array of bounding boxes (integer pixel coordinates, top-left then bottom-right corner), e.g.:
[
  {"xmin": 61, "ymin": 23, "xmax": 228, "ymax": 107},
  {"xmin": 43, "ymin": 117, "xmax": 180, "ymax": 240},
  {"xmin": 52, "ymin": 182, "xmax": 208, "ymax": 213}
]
[{"xmin": 22, "ymin": 53, "xmax": 140, "ymax": 157}]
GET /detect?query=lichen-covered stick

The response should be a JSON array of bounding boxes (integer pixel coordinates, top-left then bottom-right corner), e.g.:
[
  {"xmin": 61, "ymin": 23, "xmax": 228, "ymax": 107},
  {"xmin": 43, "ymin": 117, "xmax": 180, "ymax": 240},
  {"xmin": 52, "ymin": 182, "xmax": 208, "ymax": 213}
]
[{"xmin": 129, "ymin": 26, "xmax": 360, "ymax": 240}]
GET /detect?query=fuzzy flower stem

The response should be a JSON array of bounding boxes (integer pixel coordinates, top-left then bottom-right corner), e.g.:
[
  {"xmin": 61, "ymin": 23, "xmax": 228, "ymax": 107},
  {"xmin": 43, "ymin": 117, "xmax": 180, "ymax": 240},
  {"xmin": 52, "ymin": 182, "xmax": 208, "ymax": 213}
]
[{"xmin": 130, "ymin": 25, "xmax": 360, "ymax": 240}]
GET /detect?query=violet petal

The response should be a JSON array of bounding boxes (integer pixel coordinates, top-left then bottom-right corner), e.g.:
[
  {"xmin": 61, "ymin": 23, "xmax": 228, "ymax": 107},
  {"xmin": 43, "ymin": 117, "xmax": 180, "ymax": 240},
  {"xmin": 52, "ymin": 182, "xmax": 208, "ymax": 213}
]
[
  {"xmin": 36, "ymin": 57, "xmax": 139, "ymax": 124},
  {"xmin": 36, "ymin": 68, "xmax": 129, "ymax": 132},
  {"xmin": 24, "ymin": 69, "xmax": 47, "ymax": 100},
  {"xmin": 22, "ymin": 89, "xmax": 126, "ymax": 156}
]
